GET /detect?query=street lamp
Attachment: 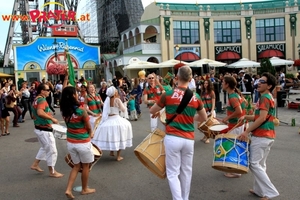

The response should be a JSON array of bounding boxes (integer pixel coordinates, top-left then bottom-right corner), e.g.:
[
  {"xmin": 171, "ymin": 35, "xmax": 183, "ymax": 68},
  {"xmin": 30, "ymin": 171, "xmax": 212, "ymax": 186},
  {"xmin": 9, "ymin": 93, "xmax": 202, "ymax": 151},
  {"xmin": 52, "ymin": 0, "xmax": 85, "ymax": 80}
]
[
  {"xmin": 298, "ymin": 43, "xmax": 300, "ymax": 59},
  {"xmin": 175, "ymin": 44, "xmax": 181, "ymax": 62},
  {"xmin": 53, "ymin": 38, "xmax": 58, "ymax": 61}
]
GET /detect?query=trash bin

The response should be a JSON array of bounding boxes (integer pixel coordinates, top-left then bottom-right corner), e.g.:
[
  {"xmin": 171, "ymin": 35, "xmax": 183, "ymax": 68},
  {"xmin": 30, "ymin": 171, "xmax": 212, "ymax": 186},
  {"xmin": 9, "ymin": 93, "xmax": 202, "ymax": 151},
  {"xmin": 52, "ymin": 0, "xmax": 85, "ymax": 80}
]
[{"xmin": 277, "ymin": 91, "xmax": 286, "ymax": 107}]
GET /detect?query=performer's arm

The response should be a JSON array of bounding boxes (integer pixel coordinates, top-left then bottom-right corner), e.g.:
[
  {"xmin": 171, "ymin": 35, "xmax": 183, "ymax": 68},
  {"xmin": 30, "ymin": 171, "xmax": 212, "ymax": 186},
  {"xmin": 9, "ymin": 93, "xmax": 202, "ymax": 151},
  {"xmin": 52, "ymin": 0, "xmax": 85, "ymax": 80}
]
[{"xmin": 82, "ymin": 108, "xmax": 93, "ymax": 138}]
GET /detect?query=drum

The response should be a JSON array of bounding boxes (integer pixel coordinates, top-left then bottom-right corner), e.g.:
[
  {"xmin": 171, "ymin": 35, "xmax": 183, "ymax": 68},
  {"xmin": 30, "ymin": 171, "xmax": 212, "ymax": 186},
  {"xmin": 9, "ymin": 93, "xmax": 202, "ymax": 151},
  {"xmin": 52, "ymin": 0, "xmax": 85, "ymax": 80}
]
[
  {"xmin": 93, "ymin": 116, "xmax": 102, "ymax": 133},
  {"xmin": 65, "ymin": 143, "xmax": 102, "ymax": 173},
  {"xmin": 52, "ymin": 124, "xmax": 67, "ymax": 140},
  {"xmin": 212, "ymin": 133, "xmax": 249, "ymax": 174},
  {"xmin": 134, "ymin": 129, "xmax": 166, "ymax": 179},
  {"xmin": 198, "ymin": 117, "xmax": 220, "ymax": 138},
  {"xmin": 159, "ymin": 109, "xmax": 166, "ymax": 125},
  {"xmin": 209, "ymin": 124, "xmax": 228, "ymax": 139}
]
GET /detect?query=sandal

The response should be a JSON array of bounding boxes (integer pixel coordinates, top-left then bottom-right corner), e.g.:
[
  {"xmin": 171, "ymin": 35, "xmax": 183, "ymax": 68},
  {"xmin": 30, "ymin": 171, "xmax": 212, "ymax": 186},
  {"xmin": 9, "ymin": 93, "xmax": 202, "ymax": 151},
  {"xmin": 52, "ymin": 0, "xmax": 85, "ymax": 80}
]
[
  {"xmin": 6, "ymin": 132, "xmax": 10, "ymax": 135},
  {"xmin": 224, "ymin": 173, "xmax": 241, "ymax": 178},
  {"xmin": 1, "ymin": 133, "xmax": 7, "ymax": 136}
]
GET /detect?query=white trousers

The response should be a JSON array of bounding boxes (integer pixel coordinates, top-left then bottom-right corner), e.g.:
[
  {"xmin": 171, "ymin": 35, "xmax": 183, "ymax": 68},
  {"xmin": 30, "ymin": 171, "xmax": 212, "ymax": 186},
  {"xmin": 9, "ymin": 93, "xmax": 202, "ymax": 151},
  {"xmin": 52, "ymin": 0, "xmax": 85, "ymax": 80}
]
[
  {"xmin": 229, "ymin": 124, "xmax": 245, "ymax": 135},
  {"xmin": 150, "ymin": 114, "xmax": 158, "ymax": 132},
  {"xmin": 89, "ymin": 116, "xmax": 97, "ymax": 131},
  {"xmin": 250, "ymin": 137, "xmax": 279, "ymax": 199},
  {"xmin": 164, "ymin": 135, "xmax": 194, "ymax": 200},
  {"xmin": 34, "ymin": 129, "xmax": 58, "ymax": 167}
]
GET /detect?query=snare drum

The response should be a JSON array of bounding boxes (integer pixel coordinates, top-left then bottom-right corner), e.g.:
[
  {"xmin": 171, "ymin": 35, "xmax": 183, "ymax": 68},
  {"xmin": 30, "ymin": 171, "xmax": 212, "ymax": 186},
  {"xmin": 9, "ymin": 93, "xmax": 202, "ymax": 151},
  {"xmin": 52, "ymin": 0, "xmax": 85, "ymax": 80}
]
[
  {"xmin": 209, "ymin": 124, "xmax": 228, "ymax": 139},
  {"xmin": 65, "ymin": 143, "xmax": 102, "ymax": 172},
  {"xmin": 134, "ymin": 129, "xmax": 166, "ymax": 179},
  {"xmin": 52, "ymin": 124, "xmax": 67, "ymax": 140},
  {"xmin": 198, "ymin": 118, "xmax": 220, "ymax": 138},
  {"xmin": 212, "ymin": 133, "xmax": 249, "ymax": 174},
  {"xmin": 159, "ymin": 109, "xmax": 166, "ymax": 125}
]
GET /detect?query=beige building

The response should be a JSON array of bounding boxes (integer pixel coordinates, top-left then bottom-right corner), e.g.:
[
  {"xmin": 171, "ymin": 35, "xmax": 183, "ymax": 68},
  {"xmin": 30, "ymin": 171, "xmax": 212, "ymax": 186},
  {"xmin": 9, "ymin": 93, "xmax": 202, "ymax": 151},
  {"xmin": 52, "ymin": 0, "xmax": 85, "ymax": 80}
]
[{"xmin": 103, "ymin": 0, "xmax": 300, "ymax": 78}]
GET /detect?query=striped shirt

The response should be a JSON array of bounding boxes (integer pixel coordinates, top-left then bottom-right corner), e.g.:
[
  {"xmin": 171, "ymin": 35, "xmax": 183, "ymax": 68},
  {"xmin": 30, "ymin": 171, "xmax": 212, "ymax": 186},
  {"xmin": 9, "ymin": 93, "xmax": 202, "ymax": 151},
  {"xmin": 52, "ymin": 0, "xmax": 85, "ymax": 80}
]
[
  {"xmin": 86, "ymin": 93, "xmax": 102, "ymax": 114},
  {"xmin": 157, "ymin": 87, "xmax": 203, "ymax": 140},
  {"xmin": 66, "ymin": 107, "xmax": 91, "ymax": 143},
  {"xmin": 32, "ymin": 96, "xmax": 52, "ymax": 129},
  {"xmin": 252, "ymin": 93, "xmax": 275, "ymax": 139},
  {"xmin": 227, "ymin": 92, "xmax": 246, "ymax": 128},
  {"xmin": 201, "ymin": 91, "xmax": 215, "ymax": 112},
  {"xmin": 143, "ymin": 84, "xmax": 163, "ymax": 108}
]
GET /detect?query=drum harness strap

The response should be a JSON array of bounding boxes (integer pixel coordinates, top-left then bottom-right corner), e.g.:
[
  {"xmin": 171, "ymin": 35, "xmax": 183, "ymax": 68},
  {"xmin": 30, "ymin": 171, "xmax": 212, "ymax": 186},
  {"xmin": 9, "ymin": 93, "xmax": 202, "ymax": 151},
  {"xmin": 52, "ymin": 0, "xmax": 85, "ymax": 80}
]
[{"xmin": 166, "ymin": 88, "xmax": 193, "ymax": 125}]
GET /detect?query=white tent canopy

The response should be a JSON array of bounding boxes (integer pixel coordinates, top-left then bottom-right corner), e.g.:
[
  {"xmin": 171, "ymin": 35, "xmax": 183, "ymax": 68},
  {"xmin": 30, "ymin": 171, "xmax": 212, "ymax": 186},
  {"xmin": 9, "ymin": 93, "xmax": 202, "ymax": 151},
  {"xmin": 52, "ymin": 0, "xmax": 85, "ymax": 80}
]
[
  {"xmin": 227, "ymin": 58, "xmax": 261, "ymax": 68},
  {"xmin": 123, "ymin": 61, "xmax": 159, "ymax": 70},
  {"xmin": 189, "ymin": 58, "xmax": 227, "ymax": 67},
  {"xmin": 157, "ymin": 59, "xmax": 190, "ymax": 68},
  {"xmin": 269, "ymin": 57, "xmax": 294, "ymax": 66}
]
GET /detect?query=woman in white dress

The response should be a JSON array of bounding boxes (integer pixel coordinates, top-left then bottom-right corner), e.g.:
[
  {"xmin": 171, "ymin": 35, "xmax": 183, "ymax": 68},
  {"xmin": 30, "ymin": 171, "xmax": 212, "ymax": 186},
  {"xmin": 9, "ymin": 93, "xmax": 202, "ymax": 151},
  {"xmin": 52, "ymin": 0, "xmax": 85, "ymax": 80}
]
[{"xmin": 92, "ymin": 86, "xmax": 133, "ymax": 161}]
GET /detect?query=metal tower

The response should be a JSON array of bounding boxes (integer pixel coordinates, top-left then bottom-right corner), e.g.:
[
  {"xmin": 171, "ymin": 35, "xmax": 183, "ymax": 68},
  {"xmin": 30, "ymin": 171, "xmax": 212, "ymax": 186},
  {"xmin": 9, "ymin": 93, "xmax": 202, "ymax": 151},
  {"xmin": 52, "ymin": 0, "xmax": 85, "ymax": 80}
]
[{"xmin": 3, "ymin": 0, "xmax": 82, "ymax": 68}]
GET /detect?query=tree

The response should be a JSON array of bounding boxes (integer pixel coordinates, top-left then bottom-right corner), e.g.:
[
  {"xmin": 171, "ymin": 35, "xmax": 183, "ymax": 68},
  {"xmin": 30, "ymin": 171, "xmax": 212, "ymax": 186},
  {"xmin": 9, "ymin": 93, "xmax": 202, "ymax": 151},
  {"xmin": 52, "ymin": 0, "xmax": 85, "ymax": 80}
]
[{"xmin": 259, "ymin": 58, "xmax": 275, "ymax": 76}]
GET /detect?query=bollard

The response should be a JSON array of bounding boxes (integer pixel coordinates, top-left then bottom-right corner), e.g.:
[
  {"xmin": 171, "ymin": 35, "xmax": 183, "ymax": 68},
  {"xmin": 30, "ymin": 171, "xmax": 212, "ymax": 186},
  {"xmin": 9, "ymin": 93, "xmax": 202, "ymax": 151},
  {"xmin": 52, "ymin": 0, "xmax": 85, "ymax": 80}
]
[{"xmin": 291, "ymin": 118, "xmax": 295, "ymax": 126}]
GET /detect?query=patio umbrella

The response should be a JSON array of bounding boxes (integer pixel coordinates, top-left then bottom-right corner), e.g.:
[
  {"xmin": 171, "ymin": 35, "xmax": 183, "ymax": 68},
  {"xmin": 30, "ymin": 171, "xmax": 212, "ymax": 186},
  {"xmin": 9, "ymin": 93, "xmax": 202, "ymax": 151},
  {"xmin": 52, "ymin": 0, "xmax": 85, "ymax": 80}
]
[
  {"xmin": 227, "ymin": 58, "xmax": 260, "ymax": 68},
  {"xmin": 189, "ymin": 58, "xmax": 227, "ymax": 67},
  {"xmin": 269, "ymin": 57, "xmax": 294, "ymax": 66},
  {"xmin": 123, "ymin": 61, "xmax": 159, "ymax": 70},
  {"xmin": 0, "ymin": 72, "xmax": 14, "ymax": 78},
  {"xmin": 157, "ymin": 59, "xmax": 190, "ymax": 68}
]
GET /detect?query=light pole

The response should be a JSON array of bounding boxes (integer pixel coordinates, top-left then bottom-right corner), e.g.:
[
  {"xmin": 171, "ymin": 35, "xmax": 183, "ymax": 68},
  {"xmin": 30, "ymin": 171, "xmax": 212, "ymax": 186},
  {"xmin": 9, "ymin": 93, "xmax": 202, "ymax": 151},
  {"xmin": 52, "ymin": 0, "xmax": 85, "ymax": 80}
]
[{"xmin": 175, "ymin": 44, "xmax": 181, "ymax": 62}]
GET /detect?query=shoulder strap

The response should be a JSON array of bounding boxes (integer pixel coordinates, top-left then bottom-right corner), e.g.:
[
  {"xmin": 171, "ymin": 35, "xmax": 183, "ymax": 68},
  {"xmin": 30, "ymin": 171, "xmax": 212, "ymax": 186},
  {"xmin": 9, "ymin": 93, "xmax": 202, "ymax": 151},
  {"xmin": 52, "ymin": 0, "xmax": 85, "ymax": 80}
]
[{"xmin": 166, "ymin": 88, "xmax": 193, "ymax": 125}]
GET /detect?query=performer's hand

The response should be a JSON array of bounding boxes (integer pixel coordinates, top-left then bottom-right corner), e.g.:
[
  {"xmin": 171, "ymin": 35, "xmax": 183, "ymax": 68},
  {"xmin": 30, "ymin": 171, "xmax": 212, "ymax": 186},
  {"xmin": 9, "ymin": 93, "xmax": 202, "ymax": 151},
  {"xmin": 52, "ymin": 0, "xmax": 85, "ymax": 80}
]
[
  {"xmin": 238, "ymin": 116, "xmax": 245, "ymax": 123},
  {"xmin": 90, "ymin": 132, "xmax": 94, "ymax": 139},
  {"xmin": 221, "ymin": 118, "xmax": 228, "ymax": 124},
  {"xmin": 151, "ymin": 112, "xmax": 160, "ymax": 118},
  {"xmin": 237, "ymin": 132, "xmax": 248, "ymax": 141},
  {"xmin": 52, "ymin": 118, "xmax": 58, "ymax": 124}
]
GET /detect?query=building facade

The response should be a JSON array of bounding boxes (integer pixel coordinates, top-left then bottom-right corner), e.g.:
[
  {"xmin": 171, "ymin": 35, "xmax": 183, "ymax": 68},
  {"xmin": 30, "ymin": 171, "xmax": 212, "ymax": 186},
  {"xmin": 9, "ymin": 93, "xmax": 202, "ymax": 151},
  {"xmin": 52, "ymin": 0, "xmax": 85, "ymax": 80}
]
[{"xmin": 104, "ymin": 0, "xmax": 300, "ymax": 78}]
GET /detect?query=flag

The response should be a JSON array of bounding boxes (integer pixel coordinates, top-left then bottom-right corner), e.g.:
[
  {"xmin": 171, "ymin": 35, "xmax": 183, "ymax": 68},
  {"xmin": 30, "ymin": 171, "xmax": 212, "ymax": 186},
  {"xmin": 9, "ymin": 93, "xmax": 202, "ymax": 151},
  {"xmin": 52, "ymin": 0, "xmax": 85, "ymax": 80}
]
[{"xmin": 66, "ymin": 50, "xmax": 75, "ymax": 86}]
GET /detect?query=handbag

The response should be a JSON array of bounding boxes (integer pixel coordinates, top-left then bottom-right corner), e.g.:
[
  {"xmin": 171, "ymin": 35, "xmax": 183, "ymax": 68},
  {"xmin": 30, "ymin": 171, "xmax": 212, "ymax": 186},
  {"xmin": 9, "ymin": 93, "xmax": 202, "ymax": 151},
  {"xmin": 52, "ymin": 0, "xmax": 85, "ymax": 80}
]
[
  {"xmin": 166, "ymin": 88, "xmax": 194, "ymax": 125},
  {"xmin": 5, "ymin": 95, "xmax": 16, "ymax": 108}
]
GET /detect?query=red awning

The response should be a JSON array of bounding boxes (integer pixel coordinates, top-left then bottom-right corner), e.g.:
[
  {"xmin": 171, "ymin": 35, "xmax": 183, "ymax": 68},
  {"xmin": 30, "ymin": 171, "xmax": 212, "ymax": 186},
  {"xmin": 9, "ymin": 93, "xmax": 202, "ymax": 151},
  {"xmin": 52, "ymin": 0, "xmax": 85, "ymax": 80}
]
[
  {"xmin": 216, "ymin": 51, "xmax": 240, "ymax": 60},
  {"xmin": 258, "ymin": 49, "xmax": 284, "ymax": 59},
  {"xmin": 175, "ymin": 52, "xmax": 200, "ymax": 62},
  {"xmin": 294, "ymin": 59, "xmax": 300, "ymax": 66}
]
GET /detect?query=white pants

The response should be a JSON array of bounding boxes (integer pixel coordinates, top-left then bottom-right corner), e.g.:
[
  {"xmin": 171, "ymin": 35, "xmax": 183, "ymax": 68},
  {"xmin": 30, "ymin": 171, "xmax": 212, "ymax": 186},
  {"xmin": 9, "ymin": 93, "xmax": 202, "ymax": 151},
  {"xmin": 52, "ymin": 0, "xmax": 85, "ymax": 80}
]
[
  {"xmin": 34, "ymin": 129, "xmax": 58, "ymax": 167},
  {"xmin": 89, "ymin": 116, "xmax": 97, "ymax": 131},
  {"xmin": 150, "ymin": 114, "xmax": 158, "ymax": 132},
  {"xmin": 250, "ymin": 137, "xmax": 279, "ymax": 199},
  {"xmin": 229, "ymin": 124, "xmax": 245, "ymax": 135},
  {"xmin": 164, "ymin": 135, "xmax": 194, "ymax": 200}
]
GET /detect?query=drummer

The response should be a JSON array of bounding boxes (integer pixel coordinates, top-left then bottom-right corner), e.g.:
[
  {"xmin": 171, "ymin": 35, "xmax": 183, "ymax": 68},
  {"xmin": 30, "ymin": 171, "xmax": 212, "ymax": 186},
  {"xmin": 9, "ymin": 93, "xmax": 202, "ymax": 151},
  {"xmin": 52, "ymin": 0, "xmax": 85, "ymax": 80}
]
[
  {"xmin": 221, "ymin": 76, "xmax": 246, "ymax": 178},
  {"xmin": 200, "ymin": 79, "xmax": 216, "ymax": 144},
  {"xmin": 85, "ymin": 84, "xmax": 102, "ymax": 130},
  {"xmin": 30, "ymin": 83, "xmax": 63, "ymax": 178},
  {"xmin": 150, "ymin": 65, "xmax": 207, "ymax": 200},
  {"xmin": 237, "ymin": 72, "xmax": 279, "ymax": 200},
  {"xmin": 60, "ymin": 86, "xmax": 96, "ymax": 199}
]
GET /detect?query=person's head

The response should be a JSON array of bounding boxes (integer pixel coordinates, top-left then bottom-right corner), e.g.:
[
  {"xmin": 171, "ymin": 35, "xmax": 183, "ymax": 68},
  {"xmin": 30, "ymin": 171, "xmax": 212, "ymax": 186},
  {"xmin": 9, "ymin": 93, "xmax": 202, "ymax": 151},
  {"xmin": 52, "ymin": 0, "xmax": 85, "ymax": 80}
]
[
  {"xmin": 101, "ymin": 82, "xmax": 107, "ymax": 88},
  {"xmin": 81, "ymin": 84, "xmax": 87, "ymax": 92},
  {"xmin": 258, "ymin": 72, "xmax": 276, "ymax": 94},
  {"xmin": 10, "ymin": 84, "xmax": 16, "ymax": 90},
  {"xmin": 60, "ymin": 86, "xmax": 80, "ymax": 118},
  {"xmin": 147, "ymin": 74, "xmax": 155, "ymax": 84},
  {"xmin": 177, "ymin": 65, "xmax": 192, "ymax": 83},
  {"xmin": 202, "ymin": 79, "xmax": 213, "ymax": 93},
  {"xmin": 134, "ymin": 77, "xmax": 139, "ymax": 86},
  {"xmin": 37, "ymin": 83, "xmax": 50, "ymax": 97},
  {"xmin": 87, "ymin": 84, "xmax": 96, "ymax": 94},
  {"xmin": 22, "ymin": 82, "xmax": 27, "ymax": 88},
  {"xmin": 106, "ymin": 86, "xmax": 117, "ymax": 98},
  {"xmin": 222, "ymin": 76, "xmax": 237, "ymax": 91}
]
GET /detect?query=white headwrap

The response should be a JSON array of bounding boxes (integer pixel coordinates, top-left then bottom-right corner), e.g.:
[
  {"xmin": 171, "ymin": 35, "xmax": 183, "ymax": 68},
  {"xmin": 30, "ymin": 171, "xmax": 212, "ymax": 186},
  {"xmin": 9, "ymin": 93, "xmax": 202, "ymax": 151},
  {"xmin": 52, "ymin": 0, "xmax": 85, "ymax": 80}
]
[{"xmin": 100, "ymin": 86, "xmax": 117, "ymax": 124}]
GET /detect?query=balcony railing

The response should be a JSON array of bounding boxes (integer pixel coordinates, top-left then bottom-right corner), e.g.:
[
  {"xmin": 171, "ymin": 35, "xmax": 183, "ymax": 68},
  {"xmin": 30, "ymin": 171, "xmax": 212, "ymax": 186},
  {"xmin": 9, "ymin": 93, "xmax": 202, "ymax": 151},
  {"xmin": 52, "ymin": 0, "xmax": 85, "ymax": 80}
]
[{"xmin": 123, "ymin": 43, "xmax": 161, "ymax": 55}]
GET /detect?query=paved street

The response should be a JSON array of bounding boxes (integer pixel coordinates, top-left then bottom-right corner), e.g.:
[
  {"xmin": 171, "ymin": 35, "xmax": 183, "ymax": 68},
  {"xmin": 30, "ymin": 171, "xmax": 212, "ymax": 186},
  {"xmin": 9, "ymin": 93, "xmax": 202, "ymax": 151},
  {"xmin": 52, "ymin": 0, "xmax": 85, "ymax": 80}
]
[{"xmin": 0, "ymin": 93, "xmax": 299, "ymax": 200}]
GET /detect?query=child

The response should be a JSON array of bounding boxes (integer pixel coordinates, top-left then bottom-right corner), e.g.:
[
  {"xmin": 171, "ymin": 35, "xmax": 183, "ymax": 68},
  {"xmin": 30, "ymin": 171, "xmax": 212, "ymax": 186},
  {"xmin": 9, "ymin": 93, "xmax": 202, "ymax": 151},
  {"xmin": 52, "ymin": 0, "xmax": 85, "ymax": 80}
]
[{"xmin": 128, "ymin": 95, "xmax": 137, "ymax": 121}]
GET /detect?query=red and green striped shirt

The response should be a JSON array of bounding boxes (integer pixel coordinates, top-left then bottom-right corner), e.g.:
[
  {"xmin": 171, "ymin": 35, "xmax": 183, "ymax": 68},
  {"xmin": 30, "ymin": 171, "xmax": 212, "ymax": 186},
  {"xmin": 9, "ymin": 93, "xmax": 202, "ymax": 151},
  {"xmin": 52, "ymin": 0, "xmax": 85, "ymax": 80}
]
[
  {"xmin": 252, "ymin": 93, "xmax": 275, "ymax": 139},
  {"xmin": 143, "ymin": 84, "xmax": 163, "ymax": 108},
  {"xmin": 201, "ymin": 91, "xmax": 215, "ymax": 112},
  {"xmin": 157, "ymin": 87, "xmax": 203, "ymax": 140},
  {"xmin": 227, "ymin": 92, "xmax": 246, "ymax": 128},
  {"xmin": 86, "ymin": 94, "xmax": 102, "ymax": 114},
  {"xmin": 66, "ymin": 107, "xmax": 91, "ymax": 143},
  {"xmin": 32, "ymin": 96, "xmax": 52, "ymax": 129}
]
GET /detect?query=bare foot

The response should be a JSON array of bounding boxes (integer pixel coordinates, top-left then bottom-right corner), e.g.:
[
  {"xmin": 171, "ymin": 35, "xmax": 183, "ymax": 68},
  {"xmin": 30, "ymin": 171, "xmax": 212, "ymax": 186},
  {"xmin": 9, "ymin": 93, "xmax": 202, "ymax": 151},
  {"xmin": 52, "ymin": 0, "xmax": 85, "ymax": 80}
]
[
  {"xmin": 224, "ymin": 173, "xmax": 241, "ymax": 178},
  {"xmin": 204, "ymin": 139, "xmax": 210, "ymax": 144},
  {"xmin": 31, "ymin": 165, "xmax": 44, "ymax": 172},
  {"xmin": 49, "ymin": 172, "xmax": 64, "ymax": 178},
  {"xmin": 65, "ymin": 192, "xmax": 75, "ymax": 199},
  {"xmin": 81, "ymin": 188, "xmax": 96, "ymax": 195},
  {"xmin": 117, "ymin": 157, "xmax": 123, "ymax": 161}
]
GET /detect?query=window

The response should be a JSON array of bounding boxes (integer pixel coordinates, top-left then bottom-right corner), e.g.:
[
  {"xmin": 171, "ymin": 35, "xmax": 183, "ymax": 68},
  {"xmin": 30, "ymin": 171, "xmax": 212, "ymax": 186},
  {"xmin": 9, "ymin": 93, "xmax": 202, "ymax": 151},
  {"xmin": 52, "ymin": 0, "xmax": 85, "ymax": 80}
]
[
  {"xmin": 214, "ymin": 20, "xmax": 241, "ymax": 44},
  {"xmin": 173, "ymin": 21, "xmax": 199, "ymax": 44},
  {"xmin": 256, "ymin": 18, "xmax": 285, "ymax": 42}
]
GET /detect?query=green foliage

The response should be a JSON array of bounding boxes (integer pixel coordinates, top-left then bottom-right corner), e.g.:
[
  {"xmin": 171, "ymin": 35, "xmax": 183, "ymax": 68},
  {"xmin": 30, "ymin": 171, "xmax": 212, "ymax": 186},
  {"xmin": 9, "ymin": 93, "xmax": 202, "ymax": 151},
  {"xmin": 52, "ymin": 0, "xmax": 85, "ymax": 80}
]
[
  {"xmin": 286, "ymin": 73, "xmax": 295, "ymax": 79},
  {"xmin": 259, "ymin": 58, "xmax": 275, "ymax": 76}
]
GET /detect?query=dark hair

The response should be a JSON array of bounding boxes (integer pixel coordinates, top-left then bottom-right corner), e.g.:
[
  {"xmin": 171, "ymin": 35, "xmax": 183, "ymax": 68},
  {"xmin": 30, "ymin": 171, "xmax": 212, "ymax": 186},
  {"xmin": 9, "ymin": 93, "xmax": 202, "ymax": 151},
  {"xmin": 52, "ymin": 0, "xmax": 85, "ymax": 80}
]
[
  {"xmin": 261, "ymin": 72, "xmax": 277, "ymax": 92},
  {"xmin": 201, "ymin": 79, "xmax": 214, "ymax": 96},
  {"xmin": 60, "ymin": 86, "xmax": 80, "ymax": 119},
  {"xmin": 37, "ymin": 83, "xmax": 47, "ymax": 95},
  {"xmin": 224, "ymin": 76, "xmax": 237, "ymax": 90}
]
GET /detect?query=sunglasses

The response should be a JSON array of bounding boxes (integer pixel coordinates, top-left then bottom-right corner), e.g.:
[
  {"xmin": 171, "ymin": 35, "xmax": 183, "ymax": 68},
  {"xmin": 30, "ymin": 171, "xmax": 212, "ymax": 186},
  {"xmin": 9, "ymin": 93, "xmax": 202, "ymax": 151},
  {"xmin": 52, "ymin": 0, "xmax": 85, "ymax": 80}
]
[
  {"xmin": 44, "ymin": 89, "xmax": 50, "ymax": 91},
  {"xmin": 148, "ymin": 77, "xmax": 154, "ymax": 79},
  {"xmin": 258, "ymin": 79, "xmax": 267, "ymax": 84}
]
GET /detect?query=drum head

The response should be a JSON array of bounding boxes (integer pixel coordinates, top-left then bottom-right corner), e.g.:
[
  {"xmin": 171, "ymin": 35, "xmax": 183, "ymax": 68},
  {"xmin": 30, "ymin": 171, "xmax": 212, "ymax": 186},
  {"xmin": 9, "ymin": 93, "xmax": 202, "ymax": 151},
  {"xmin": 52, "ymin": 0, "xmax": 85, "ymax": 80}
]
[
  {"xmin": 52, "ymin": 124, "xmax": 67, "ymax": 133},
  {"xmin": 209, "ymin": 125, "xmax": 228, "ymax": 132},
  {"xmin": 91, "ymin": 143, "xmax": 102, "ymax": 157}
]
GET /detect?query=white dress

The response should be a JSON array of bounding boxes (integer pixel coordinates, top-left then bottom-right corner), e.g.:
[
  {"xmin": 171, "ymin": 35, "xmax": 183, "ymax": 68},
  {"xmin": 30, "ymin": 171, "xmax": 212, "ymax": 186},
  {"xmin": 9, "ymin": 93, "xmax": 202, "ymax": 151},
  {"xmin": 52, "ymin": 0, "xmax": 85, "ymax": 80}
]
[{"xmin": 92, "ymin": 98, "xmax": 133, "ymax": 151}]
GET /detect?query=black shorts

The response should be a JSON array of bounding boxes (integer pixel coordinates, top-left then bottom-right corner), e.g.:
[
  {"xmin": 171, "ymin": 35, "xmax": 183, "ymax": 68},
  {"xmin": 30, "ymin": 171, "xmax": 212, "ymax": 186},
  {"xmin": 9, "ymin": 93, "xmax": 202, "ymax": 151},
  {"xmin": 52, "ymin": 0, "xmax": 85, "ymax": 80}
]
[{"xmin": 1, "ymin": 108, "xmax": 10, "ymax": 118}]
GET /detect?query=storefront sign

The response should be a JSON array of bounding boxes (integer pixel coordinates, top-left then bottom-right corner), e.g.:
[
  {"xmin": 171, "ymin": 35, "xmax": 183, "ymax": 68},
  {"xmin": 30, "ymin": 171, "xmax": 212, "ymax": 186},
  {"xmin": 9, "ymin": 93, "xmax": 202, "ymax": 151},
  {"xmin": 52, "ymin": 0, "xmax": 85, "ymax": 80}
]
[
  {"xmin": 256, "ymin": 43, "xmax": 285, "ymax": 53},
  {"xmin": 215, "ymin": 46, "xmax": 241, "ymax": 55}
]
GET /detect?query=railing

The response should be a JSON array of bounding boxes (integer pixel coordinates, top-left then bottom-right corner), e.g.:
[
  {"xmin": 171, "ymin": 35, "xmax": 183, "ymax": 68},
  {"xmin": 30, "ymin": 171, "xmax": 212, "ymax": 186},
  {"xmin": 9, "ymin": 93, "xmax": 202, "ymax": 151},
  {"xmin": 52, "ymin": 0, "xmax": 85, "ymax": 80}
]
[
  {"xmin": 171, "ymin": 11, "xmax": 199, "ymax": 16},
  {"xmin": 211, "ymin": 11, "xmax": 241, "ymax": 16},
  {"xmin": 253, "ymin": 8, "xmax": 285, "ymax": 14}
]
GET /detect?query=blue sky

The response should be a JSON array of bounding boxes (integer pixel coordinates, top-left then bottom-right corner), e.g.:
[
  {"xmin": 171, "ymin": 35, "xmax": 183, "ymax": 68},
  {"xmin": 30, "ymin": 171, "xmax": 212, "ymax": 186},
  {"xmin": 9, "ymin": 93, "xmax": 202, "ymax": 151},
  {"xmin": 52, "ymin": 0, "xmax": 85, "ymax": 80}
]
[{"xmin": 0, "ymin": 0, "xmax": 260, "ymax": 57}]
